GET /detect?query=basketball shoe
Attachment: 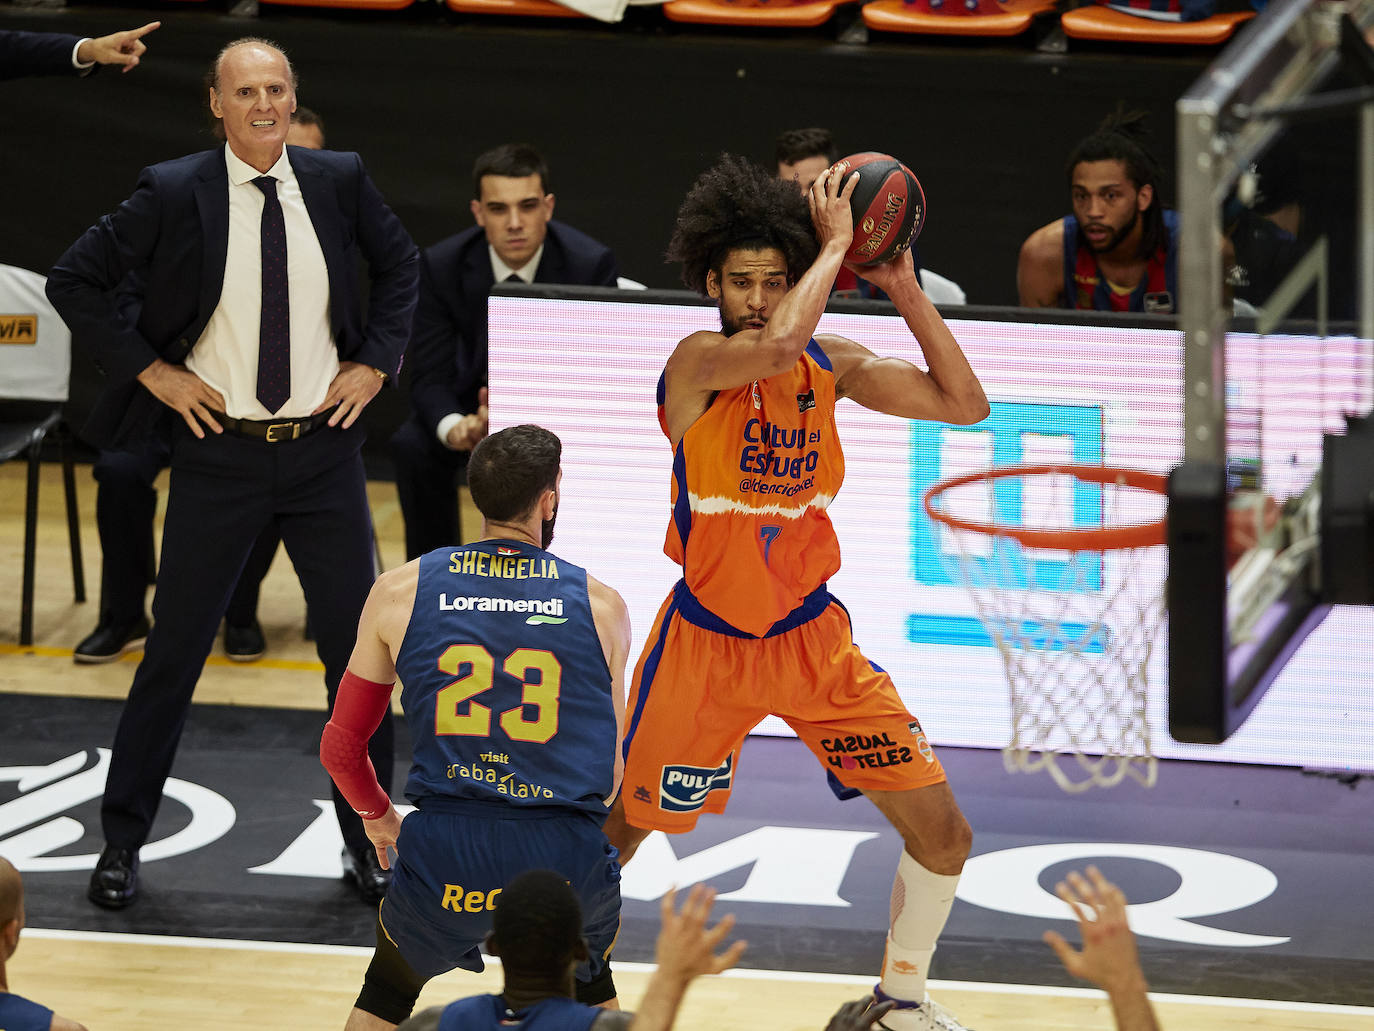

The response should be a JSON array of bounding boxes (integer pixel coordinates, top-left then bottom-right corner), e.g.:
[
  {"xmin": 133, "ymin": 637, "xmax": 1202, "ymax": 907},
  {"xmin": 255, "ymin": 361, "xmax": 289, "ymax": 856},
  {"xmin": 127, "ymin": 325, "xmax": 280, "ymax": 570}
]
[{"xmin": 872, "ymin": 986, "xmax": 971, "ymax": 1031}]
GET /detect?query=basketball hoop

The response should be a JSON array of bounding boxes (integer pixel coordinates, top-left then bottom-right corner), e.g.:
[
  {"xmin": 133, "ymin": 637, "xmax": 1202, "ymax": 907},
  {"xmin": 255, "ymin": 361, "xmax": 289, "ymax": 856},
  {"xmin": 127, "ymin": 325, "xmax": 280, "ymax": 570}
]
[{"xmin": 923, "ymin": 465, "xmax": 1168, "ymax": 793}]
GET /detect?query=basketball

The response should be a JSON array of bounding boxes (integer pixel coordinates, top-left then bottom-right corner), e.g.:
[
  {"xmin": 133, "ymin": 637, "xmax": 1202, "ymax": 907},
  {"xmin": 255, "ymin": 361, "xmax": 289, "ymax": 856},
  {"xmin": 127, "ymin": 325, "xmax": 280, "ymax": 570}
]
[{"xmin": 828, "ymin": 152, "xmax": 925, "ymax": 267}]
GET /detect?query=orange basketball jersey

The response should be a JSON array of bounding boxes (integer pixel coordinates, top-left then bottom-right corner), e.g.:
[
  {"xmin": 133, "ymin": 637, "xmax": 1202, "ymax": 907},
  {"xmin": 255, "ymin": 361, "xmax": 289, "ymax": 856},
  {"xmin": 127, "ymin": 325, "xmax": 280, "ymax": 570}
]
[{"xmin": 658, "ymin": 339, "xmax": 845, "ymax": 636}]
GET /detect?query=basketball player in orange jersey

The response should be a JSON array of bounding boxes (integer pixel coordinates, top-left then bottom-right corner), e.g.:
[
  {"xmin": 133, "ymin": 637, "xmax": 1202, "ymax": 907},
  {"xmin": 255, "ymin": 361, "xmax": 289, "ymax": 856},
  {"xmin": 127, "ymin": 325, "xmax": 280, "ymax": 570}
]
[{"xmin": 602, "ymin": 154, "xmax": 989, "ymax": 1031}]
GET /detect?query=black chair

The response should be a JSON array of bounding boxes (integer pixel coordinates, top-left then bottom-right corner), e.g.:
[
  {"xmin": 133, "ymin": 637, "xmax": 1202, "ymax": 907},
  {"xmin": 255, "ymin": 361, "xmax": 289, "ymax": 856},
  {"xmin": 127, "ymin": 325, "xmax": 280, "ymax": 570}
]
[{"xmin": 0, "ymin": 264, "xmax": 85, "ymax": 646}]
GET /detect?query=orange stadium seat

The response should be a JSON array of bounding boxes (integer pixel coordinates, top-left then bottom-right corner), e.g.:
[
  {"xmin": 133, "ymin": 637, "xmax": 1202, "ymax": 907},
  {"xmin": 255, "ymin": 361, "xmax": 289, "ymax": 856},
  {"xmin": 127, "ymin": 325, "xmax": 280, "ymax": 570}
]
[
  {"xmin": 260, "ymin": 0, "xmax": 415, "ymax": 9},
  {"xmin": 663, "ymin": 0, "xmax": 857, "ymax": 28},
  {"xmin": 863, "ymin": 0, "xmax": 1056, "ymax": 36},
  {"xmin": 446, "ymin": 0, "xmax": 588, "ymax": 15},
  {"xmin": 1060, "ymin": 4, "xmax": 1254, "ymax": 42}
]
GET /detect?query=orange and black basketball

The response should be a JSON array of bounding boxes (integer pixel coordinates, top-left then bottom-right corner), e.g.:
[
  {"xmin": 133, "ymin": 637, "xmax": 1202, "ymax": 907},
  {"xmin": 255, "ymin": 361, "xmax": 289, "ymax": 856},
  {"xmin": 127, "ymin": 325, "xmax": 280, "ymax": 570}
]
[{"xmin": 829, "ymin": 152, "xmax": 925, "ymax": 267}]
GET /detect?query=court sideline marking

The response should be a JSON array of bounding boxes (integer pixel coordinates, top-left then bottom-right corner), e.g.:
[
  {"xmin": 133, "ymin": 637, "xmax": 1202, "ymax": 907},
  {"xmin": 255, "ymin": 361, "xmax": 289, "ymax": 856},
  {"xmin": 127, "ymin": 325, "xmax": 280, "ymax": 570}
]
[{"xmin": 25, "ymin": 927, "xmax": 1374, "ymax": 1018}]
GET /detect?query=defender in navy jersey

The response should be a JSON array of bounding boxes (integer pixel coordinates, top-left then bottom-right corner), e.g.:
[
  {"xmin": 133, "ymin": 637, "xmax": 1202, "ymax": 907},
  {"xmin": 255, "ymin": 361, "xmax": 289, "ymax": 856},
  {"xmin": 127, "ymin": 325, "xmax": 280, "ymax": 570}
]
[
  {"xmin": 397, "ymin": 871, "xmax": 749, "ymax": 1031},
  {"xmin": 1, "ymin": 857, "xmax": 89, "ymax": 1031},
  {"xmin": 321, "ymin": 425, "xmax": 632, "ymax": 1031}
]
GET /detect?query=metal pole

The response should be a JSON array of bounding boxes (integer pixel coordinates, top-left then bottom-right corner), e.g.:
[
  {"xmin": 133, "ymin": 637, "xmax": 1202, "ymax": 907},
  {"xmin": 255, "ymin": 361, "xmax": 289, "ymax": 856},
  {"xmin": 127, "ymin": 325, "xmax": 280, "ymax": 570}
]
[
  {"xmin": 1178, "ymin": 104, "xmax": 1228, "ymax": 465},
  {"xmin": 1361, "ymin": 99, "xmax": 1374, "ymax": 340}
]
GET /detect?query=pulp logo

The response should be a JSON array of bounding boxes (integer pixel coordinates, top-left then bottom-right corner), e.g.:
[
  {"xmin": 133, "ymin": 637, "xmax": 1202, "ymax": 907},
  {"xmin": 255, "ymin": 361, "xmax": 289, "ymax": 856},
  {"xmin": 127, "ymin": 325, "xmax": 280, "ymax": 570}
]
[
  {"xmin": 659, "ymin": 754, "xmax": 733, "ymax": 813},
  {"xmin": 0, "ymin": 314, "xmax": 37, "ymax": 344}
]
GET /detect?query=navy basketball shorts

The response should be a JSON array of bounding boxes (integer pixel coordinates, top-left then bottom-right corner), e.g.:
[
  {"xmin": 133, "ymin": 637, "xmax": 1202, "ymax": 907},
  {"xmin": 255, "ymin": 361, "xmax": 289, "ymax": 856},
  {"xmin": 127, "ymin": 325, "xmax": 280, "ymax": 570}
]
[{"xmin": 378, "ymin": 802, "xmax": 622, "ymax": 985}]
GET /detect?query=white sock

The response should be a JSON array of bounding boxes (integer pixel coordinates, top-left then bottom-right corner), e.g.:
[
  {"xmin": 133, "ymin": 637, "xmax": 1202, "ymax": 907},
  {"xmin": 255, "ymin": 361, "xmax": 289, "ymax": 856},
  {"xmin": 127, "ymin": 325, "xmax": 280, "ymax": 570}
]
[{"xmin": 878, "ymin": 850, "xmax": 961, "ymax": 1005}]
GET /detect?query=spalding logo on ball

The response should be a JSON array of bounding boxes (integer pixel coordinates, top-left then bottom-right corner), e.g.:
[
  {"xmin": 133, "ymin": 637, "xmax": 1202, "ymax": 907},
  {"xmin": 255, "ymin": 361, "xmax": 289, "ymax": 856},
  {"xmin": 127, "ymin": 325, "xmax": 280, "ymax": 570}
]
[{"xmin": 828, "ymin": 152, "xmax": 925, "ymax": 267}]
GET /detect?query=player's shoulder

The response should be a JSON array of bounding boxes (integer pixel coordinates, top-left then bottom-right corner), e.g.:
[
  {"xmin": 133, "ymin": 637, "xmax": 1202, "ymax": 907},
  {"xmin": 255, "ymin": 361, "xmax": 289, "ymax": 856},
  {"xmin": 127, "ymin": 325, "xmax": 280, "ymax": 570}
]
[
  {"xmin": 664, "ymin": 327, "xmax": 729, "ymax": 375},
  {"xmin": 373, "ymin": 558, "xmax": 421, "ymax": 603},
  {"xmin": 586, "ymin": 573, "xmax": 630, "ymax": 622},
  {"xmin": 1020, "ymin": 217, "xmax": 1066, "ymax": 263},
  {"xmin": 813, "ymin": 332, "xmax": 869, "ymax": 369}
]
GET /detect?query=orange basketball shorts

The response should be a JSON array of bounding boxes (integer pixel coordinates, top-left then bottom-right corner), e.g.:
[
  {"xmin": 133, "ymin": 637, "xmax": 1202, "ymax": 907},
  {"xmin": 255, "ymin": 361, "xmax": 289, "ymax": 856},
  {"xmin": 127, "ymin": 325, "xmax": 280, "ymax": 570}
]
[{"xmin": 620, "ymin": 580, "xmax": 946, "ymax": 833}]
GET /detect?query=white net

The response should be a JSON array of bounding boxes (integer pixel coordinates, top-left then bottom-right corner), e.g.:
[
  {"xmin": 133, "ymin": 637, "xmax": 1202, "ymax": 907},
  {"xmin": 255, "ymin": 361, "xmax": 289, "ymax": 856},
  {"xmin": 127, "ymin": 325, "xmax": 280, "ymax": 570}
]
[{"xmin": 925, "ymin": 466, "xmax": 1167, "ymax": 792}]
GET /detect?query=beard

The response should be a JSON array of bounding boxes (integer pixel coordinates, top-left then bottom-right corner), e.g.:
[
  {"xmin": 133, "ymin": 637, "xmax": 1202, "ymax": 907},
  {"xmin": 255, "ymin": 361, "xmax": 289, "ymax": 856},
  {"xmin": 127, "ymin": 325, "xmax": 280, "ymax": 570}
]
[
  {"xmin": 541, "ymin": 507, "xmax": 557, "ymax": 549},
  {"xmin": 1083, "ymin": 206, "xmax": 1140, "ymax": 254},
  {"xmin": 720, "ymin": 309, "xmax": 765, "ymax": 336}
]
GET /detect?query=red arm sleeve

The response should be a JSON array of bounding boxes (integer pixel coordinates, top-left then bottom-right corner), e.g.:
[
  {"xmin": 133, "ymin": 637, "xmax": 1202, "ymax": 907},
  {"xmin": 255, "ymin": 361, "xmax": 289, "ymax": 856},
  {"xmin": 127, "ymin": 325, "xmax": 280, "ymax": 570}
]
[{"xmin": 320, "ymin": 669, "xmax": 395, "ymax": 821}]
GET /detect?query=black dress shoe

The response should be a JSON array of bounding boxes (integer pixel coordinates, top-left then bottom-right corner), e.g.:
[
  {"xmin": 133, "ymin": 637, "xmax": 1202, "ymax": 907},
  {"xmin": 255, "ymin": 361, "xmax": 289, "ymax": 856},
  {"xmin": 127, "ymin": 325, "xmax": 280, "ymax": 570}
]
[
  {"xmin": 341, "ymin": 845, "xmax": 391, "ymax": 904},
  {"xmin": 74, "ymin": 617, "xmax": 150, "ymax": 664},
  {"xmin": 224, "ymin": 619, "xmax": 267, "ymax": 662},
  {"xmin": 88, "ymin": 846, "xmax": 140, "ymax": 909}
]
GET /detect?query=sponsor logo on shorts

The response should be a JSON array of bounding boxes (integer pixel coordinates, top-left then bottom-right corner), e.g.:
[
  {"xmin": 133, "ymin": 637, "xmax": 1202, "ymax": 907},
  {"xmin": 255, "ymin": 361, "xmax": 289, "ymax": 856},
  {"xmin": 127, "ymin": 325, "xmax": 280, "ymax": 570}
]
[
  {"xmin": 633, "ymin": 785, "xmax": 653, "ymax": 803},
  {"xmin": 441, "ymin": 882, "xmax": 502, "ymax": 914},
  {"xmin": 821, "ymin": 731, "xmax": 915, "ymax": 772},
  {"xmin": 907, "ymin": 720, "xmax": 934, "ymax": 761},
  {"xmin": 439, "ymin": 594, "xmax": 568, "ymax": 625},
  {"xmin": 659, "ymin": 754, "xmax": 734, "ymax": 813}
]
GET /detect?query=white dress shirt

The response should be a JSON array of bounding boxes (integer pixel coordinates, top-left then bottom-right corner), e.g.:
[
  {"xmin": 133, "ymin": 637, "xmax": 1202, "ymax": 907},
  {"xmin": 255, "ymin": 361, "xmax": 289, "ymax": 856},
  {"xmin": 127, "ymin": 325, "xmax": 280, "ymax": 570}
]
[
  {"xmin": 71, "ymin": 39, "xmax": 94, "ymax": 70},
  {"xmin": 434, "ymin": 243, "xmax": 544, "ymax": 447},
  {"xmin": 186, "ymin": 145, "xmax": 336, "ymax": 420}
]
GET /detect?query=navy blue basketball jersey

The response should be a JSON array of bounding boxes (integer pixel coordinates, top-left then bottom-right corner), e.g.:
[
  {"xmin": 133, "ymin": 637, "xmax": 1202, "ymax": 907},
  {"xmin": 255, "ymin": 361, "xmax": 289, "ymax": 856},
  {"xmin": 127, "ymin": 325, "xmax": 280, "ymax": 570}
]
[
  {"xmin": 438, "ymin": 994, "xmax": 599, "ymax": 1031},
  {"xmin": 0, "ymin": 991, "xmax": 55, "ymax": 1031},
  {"xmin": 396, "ymin": 539, "xmax": 618, "ymax": 815},
  {"xmin": 1061, "ymin": 209, "xmax": 1180, "ymax": 313}
]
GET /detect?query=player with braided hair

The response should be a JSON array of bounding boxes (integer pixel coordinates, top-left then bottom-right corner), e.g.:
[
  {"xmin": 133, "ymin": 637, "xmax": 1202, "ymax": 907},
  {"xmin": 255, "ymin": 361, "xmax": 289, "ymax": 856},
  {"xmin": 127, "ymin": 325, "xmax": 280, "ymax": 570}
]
[
  {"xmin": 1018, "ymin": 109, "xmax": 1179, "ymax": 313},
  {"xmin": 603, "ymin": 154, "xmax": 988, "ymax": 1031}
]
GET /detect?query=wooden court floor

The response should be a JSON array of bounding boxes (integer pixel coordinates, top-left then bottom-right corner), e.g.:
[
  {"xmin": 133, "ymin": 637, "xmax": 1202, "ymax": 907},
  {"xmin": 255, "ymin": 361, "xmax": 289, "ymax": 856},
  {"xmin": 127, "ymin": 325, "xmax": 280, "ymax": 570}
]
[{"xmin": 3, "ymin": 463, "xmax": 1373, "ymax": 1031}]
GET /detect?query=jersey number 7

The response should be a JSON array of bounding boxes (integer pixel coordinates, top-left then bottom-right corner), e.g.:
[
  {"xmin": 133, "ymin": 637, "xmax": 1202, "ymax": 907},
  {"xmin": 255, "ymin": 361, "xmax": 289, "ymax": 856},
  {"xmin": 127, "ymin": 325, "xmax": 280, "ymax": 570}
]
[{"xmin": 435, "ymin": 644, "xmax": 562, "ymax": 744}]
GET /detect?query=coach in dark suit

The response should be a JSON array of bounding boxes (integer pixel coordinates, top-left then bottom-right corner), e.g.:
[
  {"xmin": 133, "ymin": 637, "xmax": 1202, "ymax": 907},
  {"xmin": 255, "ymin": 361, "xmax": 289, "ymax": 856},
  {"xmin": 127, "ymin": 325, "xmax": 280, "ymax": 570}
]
[
  {"xmin": 46, "ymin": 38, "xmax": 418, "ymax": 909},
  {"xmin": 391, "ymin": 143, "xmax": 619, "ymax": 558},
  {"xmin": 0, "ymin": 23, "xmax": 159, "ymax": 80}
]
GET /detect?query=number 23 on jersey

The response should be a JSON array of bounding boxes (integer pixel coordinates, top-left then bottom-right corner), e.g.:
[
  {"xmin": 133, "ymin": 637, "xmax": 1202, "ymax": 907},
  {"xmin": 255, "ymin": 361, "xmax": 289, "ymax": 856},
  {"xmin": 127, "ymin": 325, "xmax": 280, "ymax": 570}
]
[{"xmin": 434, "ymin": 643, "xmax": 562, "ymax": 743}]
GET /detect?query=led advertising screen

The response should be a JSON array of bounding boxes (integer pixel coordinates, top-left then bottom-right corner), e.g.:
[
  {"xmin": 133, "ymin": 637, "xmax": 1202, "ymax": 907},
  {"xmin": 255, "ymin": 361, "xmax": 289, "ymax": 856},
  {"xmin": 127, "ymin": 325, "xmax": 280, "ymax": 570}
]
[{"xmin": 488, "ymin": 293, "xmax": 1374, "ymax": 773}]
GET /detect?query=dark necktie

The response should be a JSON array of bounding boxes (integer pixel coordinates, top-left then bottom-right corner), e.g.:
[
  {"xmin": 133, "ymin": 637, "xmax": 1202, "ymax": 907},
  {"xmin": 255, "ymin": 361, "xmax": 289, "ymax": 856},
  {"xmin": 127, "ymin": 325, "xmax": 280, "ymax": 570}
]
[
  {"xmin": 253, "ymin": 176, "xmax": 290, "ymax": 414},
  {"xmin": 505, "ymin": 273, "xmax": 522, "ymax": 283}
]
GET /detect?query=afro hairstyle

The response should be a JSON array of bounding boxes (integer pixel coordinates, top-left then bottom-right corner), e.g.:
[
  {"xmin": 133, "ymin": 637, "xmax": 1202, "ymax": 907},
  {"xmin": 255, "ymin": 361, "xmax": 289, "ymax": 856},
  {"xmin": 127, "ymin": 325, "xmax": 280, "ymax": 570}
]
[{"xmin": 666, "ymin": 153, "xmax": 820, "ymax": 296}]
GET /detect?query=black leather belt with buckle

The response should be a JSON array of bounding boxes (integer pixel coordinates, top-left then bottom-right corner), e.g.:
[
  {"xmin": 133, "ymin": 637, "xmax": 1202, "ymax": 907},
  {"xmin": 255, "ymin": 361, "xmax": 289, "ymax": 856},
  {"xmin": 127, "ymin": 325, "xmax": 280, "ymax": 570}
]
[{"xmin": 214, "ymin": 409, "xmax": 332, "ymax": 443}]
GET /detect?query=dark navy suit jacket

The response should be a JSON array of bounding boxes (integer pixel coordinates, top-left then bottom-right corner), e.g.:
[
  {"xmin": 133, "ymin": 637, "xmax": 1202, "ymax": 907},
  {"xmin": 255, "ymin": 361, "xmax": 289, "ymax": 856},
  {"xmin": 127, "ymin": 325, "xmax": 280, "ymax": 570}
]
[
  {"xmin": 47, "ymin": 145, "xmax": 419, "ymax": 446},
  {"xmin": 408, "ymin": 220, "xmax": 618, "ymax": 437},
  {"xmin": 0, "ymin": 30, "xmax": 85, "ymax": 80}
]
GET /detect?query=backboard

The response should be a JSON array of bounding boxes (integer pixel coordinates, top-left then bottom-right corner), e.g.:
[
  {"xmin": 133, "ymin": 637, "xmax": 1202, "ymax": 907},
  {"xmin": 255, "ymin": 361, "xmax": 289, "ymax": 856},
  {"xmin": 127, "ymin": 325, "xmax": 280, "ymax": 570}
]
[{"xmin": 1169, "ymin": 0, "xmax": 1374, "ymax": 743}]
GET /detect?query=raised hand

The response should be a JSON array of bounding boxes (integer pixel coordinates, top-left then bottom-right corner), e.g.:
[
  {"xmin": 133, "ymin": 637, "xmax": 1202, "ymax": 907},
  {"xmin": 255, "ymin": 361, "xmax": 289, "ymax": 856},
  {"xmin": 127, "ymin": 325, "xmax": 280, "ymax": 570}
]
[
  {"xmin": 847, "ymin": 246, "xmax": 917, "ymax": 297},
  {"xmin": 79, "ymin": 21, "xmax": 160, "ymax": 72},
  {"xmin": 1044, "ymin": 866, "xmax": 1147, "ymax": 995},
  {"xmin": 654, "ymin": 884, "xmax": 748, "ymax": 982},
  {"xmin": 809, "ymin": 165, "xmax": 860, "ymax": 256}
]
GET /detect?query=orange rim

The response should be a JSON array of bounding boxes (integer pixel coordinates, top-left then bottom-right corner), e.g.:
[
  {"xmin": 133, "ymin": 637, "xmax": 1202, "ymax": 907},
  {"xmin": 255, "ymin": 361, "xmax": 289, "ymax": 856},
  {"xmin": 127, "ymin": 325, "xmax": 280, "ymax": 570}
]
[{"xmin": 922, "ymin": 464, "xmax": 1168, "ymax": 551}]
